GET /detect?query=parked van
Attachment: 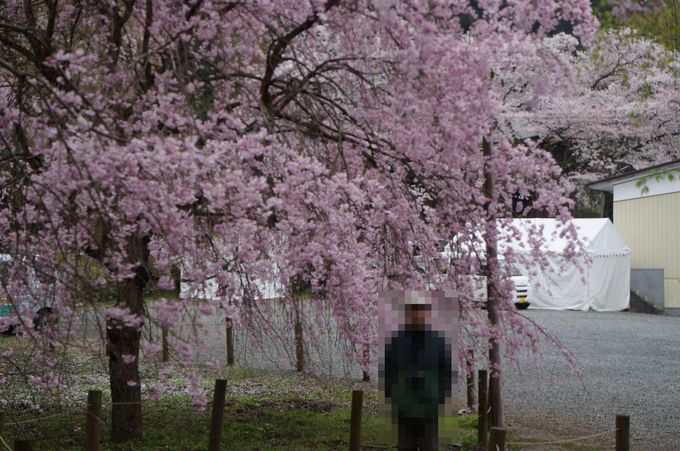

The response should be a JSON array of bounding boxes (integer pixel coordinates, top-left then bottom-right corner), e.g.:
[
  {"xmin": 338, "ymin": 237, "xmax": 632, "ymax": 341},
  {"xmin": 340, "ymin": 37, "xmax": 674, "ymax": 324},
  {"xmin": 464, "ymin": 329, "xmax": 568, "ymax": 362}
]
[{"xmin": 435, "ymin": 245, "xmax": 532, "ymax": 309}]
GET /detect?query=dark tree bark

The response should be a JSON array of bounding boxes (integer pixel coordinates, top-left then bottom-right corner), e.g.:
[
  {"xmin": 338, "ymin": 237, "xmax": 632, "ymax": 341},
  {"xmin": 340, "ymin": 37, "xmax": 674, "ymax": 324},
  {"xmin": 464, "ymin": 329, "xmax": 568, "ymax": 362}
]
[
  {"xmin": 294, "ymin": 300, "xmax": 304, "ymax": 372},
  {"xmin": 171, "ymin": 264, "xmax": 181, "ymax": 296},
  {"xmin": 483, "ymin": 138, "xmax": 504, "ymax": 430},
  {"xmin": 106, "ymin": 234, "xmax": 150, "ymax": 442}
]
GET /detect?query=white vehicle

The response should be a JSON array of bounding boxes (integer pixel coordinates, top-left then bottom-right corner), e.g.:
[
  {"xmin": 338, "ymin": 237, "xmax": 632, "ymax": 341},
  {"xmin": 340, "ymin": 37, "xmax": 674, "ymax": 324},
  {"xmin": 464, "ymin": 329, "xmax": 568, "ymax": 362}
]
[
  {"xmin": 434, "ymin": 245, "xmax": 532, "ymax": 310},
  {"xmin": 454, "ymin": 273, "xmax": 531, "ymax": 310},
  {"xmin": 509, "ymin": 274, "xmax": 531, "ymax": 310}
]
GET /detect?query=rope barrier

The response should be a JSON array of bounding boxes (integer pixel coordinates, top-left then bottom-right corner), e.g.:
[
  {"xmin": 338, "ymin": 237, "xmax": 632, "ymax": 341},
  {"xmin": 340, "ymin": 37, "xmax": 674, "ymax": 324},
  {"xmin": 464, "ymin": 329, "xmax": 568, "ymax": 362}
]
[
  {"xmin": 508, "ymin": 428, "xmax": 616, "ymax": 447},
  {"xmin": 3, "ymin": 401, "xmax": 149, "ymax": 446},
  {"xmin": 5, "ymin": 414, "xmax": 64, "ymax": 426},
  {"xmin": 0, "ymin": 433, "xmax": 11, "ymax": 451},
  {"xmin": 86, "ymin": 411, "xmax": 106, "ymax": 425},
  {"xmin": 1, "ymin": 402, "xmax": 620, "ymax": 449},
  {"xmin": 4, "ymin": 400, "xmax": 154, "ymax": 426}
]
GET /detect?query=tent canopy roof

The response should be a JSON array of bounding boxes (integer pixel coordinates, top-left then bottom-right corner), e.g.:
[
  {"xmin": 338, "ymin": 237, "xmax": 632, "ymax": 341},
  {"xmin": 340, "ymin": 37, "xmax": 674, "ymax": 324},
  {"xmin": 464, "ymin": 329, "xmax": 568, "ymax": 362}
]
[{"xmin": 500, "ymin": 218, "xmax": 630, "ymax": 257}]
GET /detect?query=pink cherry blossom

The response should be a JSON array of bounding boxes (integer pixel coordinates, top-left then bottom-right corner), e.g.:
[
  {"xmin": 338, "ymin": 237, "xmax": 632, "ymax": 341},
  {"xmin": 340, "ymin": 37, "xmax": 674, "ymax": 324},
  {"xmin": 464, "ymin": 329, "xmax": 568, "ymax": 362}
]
[{"xmin": 0, "ymin": 0, "xmax": 604, "ymax": 439}]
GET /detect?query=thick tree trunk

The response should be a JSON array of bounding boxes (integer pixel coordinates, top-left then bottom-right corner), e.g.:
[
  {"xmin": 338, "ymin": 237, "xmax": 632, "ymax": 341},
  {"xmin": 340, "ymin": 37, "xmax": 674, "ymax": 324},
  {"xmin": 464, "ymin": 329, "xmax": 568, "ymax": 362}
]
[
  {"xmin": 107, "ymin": 234, "xmax": 149, "ymax": 442},
  {"xmin": 483, "ymin": 138, "xmax": 504, "ymax": 430},
  {"xmin": 362, "ymin": 344, "xmax": 371, "ymax": 382},
  {"xmin": 486, "ymin": 259, "xmax": 504, "ymax": 429},
  {"xmin": 171, "ymin": 264, "xmax": 181, "ymax": 296},
  {"xmin": 294, "ymin": 302, "xmax": 304, "ymax": 372}
]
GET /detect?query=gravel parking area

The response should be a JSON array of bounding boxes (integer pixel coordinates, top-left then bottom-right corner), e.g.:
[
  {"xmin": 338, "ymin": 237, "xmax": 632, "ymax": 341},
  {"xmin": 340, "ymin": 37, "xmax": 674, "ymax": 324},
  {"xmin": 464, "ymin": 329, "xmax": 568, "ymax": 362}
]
[
  {"xmin": 211, "ymin": 307, "xmax": 680, "ymax": 450},
  {"xmin": 504, "ymin": 310, "xmax": 680, "ymax": 450}
]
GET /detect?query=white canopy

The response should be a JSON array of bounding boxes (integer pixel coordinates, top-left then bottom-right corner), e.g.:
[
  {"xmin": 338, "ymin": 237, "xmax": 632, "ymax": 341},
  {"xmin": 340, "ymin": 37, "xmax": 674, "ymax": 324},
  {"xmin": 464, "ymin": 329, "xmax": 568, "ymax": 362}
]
[{"xmin": 504, "ymin": 218, "xmax": 630, "ymax": 311}]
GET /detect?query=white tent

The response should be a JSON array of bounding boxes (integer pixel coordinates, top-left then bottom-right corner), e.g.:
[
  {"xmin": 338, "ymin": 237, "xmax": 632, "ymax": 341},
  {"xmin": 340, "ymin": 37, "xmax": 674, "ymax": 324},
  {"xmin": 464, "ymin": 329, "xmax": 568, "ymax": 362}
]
[
  {"xmin": 503, "ymin": 218, "xmax": 630, "ymax": 311},
  {"xmin": 180, "ymin": 275, "xmax": 284, "ymax": 301}
]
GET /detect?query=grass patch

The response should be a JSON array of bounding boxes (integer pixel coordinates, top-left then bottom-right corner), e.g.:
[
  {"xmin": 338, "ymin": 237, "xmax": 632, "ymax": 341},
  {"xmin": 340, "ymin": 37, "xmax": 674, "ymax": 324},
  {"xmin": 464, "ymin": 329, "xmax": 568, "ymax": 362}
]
[
  {"xmin": 0, "ymin": 363, "xmax": 607, "ymax": 450},
  {"xmin": 1, "ymin": 370, "xmax": 477, "ymax": 450}
]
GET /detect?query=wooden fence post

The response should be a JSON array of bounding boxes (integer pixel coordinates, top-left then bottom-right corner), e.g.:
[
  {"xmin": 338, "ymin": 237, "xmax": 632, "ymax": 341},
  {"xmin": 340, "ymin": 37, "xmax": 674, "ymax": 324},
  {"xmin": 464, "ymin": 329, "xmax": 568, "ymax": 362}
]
[
  {"xmin": 208, "ymin": 379, "xmax": 227, "ymax": 451},
  {"xmin": 349, "ymin": 390, "xmax": 363, "ymax": 451},
  {"xmin": 226, "ymin": 317, "xmax": 234, "ymax": 366},
  {"xmin": 85, "ymin": 390, "xmax": 102, "ymax": 451},
  {"xmin": 162, "ymin": 326, "xmax": 169, "ymax": 363},
  {"xmin": 466, "ymin": 350, "xmax": 475, "ymax": 411},
  {"xmin": 14, "ymin": 439, "xmax": 34, "ymax": 451},
  {"xmin": 616, "ymin": 415, "xmax": 630, "ymax": 451},
  {"xmin": 488, "ymin": 427, "xmax": 506, "ymax": 451},
  {"xmin": 477, "ymin": 369, "xmax": 488, "ymax": 448},
  {"xmin": 294, "ymin": 313, "xmax": 304, "ymax": 372}
]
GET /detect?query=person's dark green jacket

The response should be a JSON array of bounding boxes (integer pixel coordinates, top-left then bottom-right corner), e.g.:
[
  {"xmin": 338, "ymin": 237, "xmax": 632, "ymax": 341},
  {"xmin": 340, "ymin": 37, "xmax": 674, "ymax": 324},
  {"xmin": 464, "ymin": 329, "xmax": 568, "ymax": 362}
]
[{"xmin": 381, "ymin": 326, "xmax": 452, "ymax": 420}]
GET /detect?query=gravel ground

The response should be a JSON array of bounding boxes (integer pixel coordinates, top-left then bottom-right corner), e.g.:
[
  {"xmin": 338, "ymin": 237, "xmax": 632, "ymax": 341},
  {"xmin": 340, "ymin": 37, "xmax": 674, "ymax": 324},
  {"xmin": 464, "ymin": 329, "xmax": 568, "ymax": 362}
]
[
  {"xmin": 195, "ymin": 300, "xmax": 366, "ymax": 379},
  {"xmin": 504, "ymin": 309, "xmax": 680, "ymax": 451}
]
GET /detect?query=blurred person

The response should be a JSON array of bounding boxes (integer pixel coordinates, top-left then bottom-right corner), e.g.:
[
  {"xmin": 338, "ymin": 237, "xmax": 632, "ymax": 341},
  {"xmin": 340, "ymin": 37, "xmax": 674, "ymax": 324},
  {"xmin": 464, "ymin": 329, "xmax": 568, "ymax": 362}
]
[{"xmin": 381, "ymin": 293, "xmax": 453, "ymax": 451}]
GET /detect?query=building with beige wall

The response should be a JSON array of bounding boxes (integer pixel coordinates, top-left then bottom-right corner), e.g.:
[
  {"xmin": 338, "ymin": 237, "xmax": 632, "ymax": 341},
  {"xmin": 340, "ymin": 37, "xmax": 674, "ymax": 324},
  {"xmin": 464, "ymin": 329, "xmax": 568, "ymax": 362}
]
[{"xmin": 589, "ymin": 159, "xmax": 680, "ymax": 314}]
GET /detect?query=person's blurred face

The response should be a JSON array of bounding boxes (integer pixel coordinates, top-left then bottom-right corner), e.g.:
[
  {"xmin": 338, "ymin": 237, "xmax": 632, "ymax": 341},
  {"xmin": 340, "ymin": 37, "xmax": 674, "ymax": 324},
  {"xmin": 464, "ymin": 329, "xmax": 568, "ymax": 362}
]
[{"xmin": 405, "ymin": 304, "xmax": 431, "ymax": 328}]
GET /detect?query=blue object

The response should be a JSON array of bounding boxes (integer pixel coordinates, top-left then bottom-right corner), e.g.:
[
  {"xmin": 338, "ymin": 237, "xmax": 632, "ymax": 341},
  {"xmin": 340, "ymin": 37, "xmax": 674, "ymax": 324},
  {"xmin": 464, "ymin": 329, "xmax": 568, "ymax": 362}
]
[{"xmin": 0, "ymin": 304, "xmax": 12, "ymax": 317}]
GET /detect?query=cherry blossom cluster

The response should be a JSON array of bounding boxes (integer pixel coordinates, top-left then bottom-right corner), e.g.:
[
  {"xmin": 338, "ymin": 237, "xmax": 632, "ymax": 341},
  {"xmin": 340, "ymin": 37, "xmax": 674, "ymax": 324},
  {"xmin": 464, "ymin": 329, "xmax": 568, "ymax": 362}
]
[{"xmin": 0, "ymin": 0, "xmax": 605, "ymax": 411}]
